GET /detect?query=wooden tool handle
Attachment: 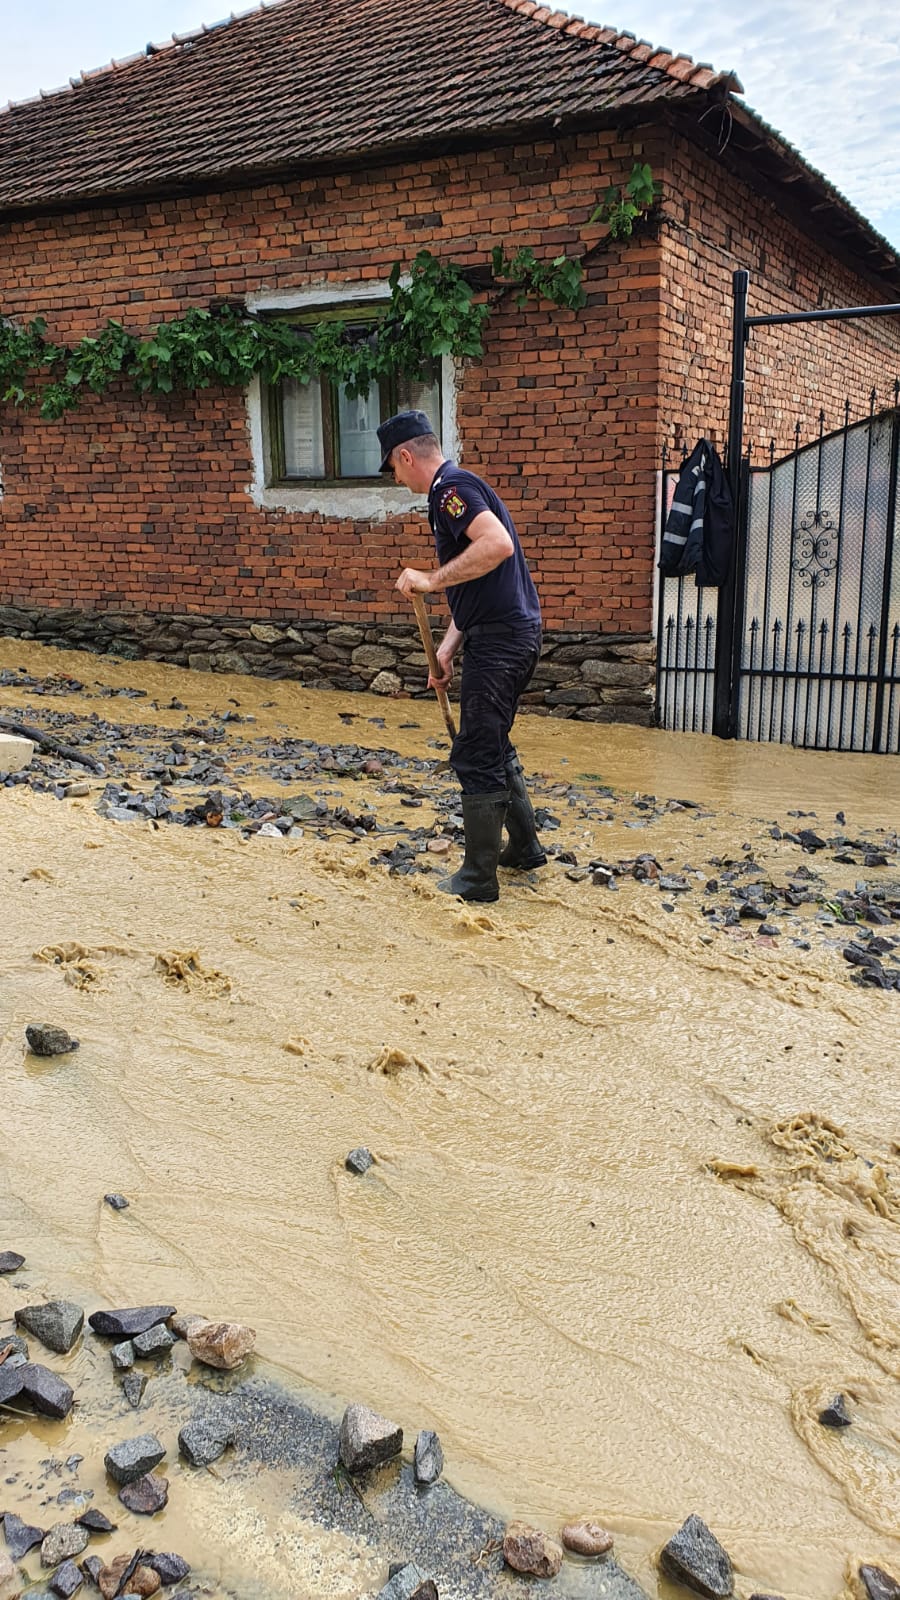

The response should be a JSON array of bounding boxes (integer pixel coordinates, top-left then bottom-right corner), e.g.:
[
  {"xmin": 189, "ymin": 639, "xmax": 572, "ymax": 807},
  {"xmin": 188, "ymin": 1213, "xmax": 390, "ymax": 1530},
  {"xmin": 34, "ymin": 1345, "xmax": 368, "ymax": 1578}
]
[{"xmin": 411, "ymin": 593, "xmax": 457, "ymax": 741}]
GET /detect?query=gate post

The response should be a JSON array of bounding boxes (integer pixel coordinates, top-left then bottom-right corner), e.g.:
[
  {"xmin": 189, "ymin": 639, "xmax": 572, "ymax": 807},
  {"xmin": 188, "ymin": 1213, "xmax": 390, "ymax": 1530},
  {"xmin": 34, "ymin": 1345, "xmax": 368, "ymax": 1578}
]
[{"xmin": 713, "ymin": 268, "xmax": 750, "ymax": 738}]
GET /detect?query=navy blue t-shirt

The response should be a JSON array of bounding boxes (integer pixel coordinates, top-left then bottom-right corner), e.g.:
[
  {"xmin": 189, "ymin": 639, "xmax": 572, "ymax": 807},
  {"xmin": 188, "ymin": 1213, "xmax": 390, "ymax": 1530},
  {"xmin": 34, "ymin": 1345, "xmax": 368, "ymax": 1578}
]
[{"xmin": 427, "ymin": 462, "xmax": 541, "ymax": 634}]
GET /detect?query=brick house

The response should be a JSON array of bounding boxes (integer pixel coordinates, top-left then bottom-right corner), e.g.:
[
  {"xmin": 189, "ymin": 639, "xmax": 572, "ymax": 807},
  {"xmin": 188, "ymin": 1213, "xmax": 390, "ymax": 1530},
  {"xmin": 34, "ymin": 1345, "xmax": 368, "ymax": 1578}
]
[{"xmin": 1, "ymin": 0, "xmax": 899, "ymax": 723}]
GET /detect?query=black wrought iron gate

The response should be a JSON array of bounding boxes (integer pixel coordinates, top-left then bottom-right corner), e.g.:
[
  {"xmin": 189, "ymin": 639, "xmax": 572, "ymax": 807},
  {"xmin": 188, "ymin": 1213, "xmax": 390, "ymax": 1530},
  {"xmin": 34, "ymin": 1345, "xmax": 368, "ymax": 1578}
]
[{"xmin": 656, "ymin": 271, "xmax": 900, "ymax": 753}]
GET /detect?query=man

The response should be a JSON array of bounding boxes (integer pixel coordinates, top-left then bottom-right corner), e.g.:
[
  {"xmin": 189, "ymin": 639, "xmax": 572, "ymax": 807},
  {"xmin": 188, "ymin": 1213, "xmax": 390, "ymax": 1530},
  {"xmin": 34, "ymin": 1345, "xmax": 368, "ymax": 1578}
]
[{"xmin": 377, "ymin": 408, "xmax": 546, "ymax": 903}]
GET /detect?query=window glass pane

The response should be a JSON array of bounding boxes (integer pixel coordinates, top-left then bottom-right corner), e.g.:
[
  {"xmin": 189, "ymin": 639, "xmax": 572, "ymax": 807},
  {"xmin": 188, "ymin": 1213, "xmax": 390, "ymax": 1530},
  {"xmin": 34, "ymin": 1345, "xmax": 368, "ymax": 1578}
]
[
  {"xmin": 337, "ymin": 383, "xmax": 382, "ymax": 476},
  {"xmin": 397, "ymin": 370, "xmax": 441, "ymax": 443},
  {"xmin": 282, "ymin": 378, "xmax": 325, "ymax": 477}
]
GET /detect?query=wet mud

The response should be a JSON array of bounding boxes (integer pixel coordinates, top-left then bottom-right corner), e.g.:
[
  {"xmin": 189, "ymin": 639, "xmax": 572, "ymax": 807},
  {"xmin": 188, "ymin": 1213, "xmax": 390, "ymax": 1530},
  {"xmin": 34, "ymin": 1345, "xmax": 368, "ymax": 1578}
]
[{"xmin": 2, "ymin": 639, "xmax": 900, "ymax": 1600}]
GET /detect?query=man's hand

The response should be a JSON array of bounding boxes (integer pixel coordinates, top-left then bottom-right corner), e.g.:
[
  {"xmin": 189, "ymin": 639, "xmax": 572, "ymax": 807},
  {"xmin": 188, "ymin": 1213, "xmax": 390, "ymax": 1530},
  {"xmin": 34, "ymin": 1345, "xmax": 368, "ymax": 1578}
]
[
  {"xmin": 428, "ymin": 650, "xmax": 454, "ymax": 692},
  {"xmin": 395, "ymin": 567, "xmax": 434, "ymax": 596}
]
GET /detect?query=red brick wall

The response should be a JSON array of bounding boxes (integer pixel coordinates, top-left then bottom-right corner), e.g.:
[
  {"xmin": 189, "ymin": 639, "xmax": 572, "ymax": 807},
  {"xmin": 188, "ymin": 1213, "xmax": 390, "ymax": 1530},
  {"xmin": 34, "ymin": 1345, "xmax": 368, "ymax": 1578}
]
[
  {"xmin": 0, "ymin": 135, "xmax": 660, "ymax": 635},
  {"xmin": 657, "ymin": 130, "xmax": 900, "ymax": 462},
  {"xmin": 2, "ymin": 129, "xmax": 898, "ymax": 641}
]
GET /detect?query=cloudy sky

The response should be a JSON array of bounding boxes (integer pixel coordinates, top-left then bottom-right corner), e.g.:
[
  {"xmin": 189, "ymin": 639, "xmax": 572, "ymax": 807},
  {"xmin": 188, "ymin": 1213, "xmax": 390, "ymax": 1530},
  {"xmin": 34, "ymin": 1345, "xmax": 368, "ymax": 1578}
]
[{"xmin": 2, "ymin": 0, "xmax": 899, "ymax": 250}]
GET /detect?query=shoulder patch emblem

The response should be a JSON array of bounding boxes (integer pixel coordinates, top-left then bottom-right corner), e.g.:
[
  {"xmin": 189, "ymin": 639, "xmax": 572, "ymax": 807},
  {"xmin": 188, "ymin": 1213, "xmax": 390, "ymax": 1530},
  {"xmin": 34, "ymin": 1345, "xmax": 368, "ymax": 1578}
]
[{"xmin": 441, "ymin": 490, "xmax": 467, "ymax": 519}]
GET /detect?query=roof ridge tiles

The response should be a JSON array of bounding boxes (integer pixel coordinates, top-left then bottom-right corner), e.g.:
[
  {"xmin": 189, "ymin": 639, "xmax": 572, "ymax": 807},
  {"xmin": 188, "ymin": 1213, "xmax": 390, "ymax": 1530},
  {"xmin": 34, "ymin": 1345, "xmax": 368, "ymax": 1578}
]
[{"xmin": 497, "ymin": 0, "xmax": 741, "ymax": 91}]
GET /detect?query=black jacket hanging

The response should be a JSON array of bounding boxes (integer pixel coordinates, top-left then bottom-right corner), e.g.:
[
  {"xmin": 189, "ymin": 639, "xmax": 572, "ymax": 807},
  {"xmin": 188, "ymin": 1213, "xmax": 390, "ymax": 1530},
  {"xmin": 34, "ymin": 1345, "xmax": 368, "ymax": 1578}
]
[{"xmin": 658, "ymin": 439, "xmax": 733, "ymax": 587}]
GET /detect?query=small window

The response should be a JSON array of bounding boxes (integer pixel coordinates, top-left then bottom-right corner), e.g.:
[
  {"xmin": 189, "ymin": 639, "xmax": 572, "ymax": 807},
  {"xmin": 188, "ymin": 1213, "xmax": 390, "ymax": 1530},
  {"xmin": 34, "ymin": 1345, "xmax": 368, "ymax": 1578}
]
[{"xmin": 263, "ymin": 308, "xmax": 441, "ymax": 485}]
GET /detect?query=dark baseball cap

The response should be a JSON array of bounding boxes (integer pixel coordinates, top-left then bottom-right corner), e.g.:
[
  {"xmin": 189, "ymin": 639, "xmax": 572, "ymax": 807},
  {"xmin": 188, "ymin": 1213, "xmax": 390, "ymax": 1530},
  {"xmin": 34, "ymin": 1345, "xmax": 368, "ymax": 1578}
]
[{"xmin": 376, "ymin": 409, "xmax": 435, "ymax": 472}]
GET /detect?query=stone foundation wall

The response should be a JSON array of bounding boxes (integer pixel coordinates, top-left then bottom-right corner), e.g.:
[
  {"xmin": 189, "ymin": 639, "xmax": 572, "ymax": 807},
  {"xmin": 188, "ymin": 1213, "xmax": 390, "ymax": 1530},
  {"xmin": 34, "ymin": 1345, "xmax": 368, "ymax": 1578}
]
[{"xmin": 0, "ymin": 605, "xmax": 655, "ymax": 725}]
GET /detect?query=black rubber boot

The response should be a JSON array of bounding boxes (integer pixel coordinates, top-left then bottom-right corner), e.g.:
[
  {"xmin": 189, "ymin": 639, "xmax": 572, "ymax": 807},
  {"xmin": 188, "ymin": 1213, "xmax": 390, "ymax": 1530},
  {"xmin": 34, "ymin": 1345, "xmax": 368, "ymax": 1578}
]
[
  {"xmin": 498, "ymin": 756, "xmax": 547, "ymax": 870},
  {"xmin": 437, "ymin": 791, "xmax": 508, "ymax": 903}
]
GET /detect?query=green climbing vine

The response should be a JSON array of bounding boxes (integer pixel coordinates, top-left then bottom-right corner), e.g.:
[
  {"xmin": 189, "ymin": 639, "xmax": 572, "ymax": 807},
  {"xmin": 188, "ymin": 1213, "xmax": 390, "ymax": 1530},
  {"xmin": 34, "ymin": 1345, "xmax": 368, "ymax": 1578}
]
[{"xmin": 0, "ymin": 163, "xmax": 658, "ymax": 421}]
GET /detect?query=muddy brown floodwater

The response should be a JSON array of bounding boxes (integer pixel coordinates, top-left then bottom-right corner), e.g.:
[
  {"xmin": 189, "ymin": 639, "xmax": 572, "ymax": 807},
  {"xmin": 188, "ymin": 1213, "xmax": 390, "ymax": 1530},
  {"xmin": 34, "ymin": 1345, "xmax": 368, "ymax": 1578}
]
[{"xmin": 2, "ymin": 639, "xmax": 899, "ymax": 1600}]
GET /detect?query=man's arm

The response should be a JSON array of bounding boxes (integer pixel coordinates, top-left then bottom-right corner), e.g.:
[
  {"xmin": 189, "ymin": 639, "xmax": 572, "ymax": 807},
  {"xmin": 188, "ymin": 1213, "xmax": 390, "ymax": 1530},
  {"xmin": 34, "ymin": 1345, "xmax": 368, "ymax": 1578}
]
[{"xmin": 395, "ymin": 510, "xmax": 514, "ymax": 597}]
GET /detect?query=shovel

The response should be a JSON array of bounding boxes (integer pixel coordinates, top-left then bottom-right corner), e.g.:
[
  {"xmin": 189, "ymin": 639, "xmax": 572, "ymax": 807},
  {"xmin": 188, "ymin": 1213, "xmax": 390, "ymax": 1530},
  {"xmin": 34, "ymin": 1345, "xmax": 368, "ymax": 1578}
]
[{"xmin": 410, "ymin": 593, "xmax": 457, "ymax": 741}]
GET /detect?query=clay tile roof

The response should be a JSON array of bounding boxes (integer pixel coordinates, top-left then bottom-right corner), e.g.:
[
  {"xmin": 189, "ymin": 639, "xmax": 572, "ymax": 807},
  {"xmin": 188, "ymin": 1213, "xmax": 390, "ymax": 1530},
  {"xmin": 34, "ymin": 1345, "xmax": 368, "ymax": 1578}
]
[{"xmin": 0, "ymin": 0, "xmax": 741, "ymax": 215}]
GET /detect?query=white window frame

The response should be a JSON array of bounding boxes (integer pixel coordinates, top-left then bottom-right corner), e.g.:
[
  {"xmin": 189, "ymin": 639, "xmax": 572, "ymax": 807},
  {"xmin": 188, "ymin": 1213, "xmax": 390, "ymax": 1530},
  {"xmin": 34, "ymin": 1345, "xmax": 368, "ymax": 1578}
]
[{"xmin": 245, "ymin": 281, "xmax": 459, "ymax": 520}]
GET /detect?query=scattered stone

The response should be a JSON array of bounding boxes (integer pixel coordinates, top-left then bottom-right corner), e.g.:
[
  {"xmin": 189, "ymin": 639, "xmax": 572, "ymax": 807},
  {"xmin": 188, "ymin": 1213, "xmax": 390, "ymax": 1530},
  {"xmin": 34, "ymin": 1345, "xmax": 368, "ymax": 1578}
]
[
  {"xmin": 103, "ymin": 1433, "xmax": 166, "ymax": 1486},
  {"xmin": 345, "ymin": 1147, "xmax": 374, "ymax": 1175},
  {"xmin": 339, "ymin": 1402, "xmax": 403, "ymax": 1473},
  {"xmin": 858, "ymin": 1564, "xmax": 900, "ymax": 1600},
  {"xmin": 111, "ymin": 1341, "xmax": 135, "ymax": 1372},
  {"xmin": 502, "ymin": 1521, "xmax": 563, "ymax": 1579},
  {"xmin": 15, "ymin": 1300, "xmax": 84, "ymax": 1354},
  {"xmin": 75, "ymin": 1510, "xmax": 116, "ymax": 1534},
  {"xmin": 122, "ymin": 1372, "xmax": 147, "ymax": 1409},
  {"xmin": 16, "ymin": 1362, "xmax": 75, "ymax": 1418},
  {"xmin": 819, "ymin": 1393, "xmax": 852, "ymax": 1428},
  {"xmin": 426, "ymin": 838, "xmax": 451, "ymax": 855},
  {"xmin": 144, "ymin": 1553, "xmax": 191, "ymax": 1586},
  {"xmin": 89, "ymin": 1307, "xmax": 176, "ymax": 1339},
  {"xmin": 0, "ymin": 1365, "xmax": 24, "ymax": 1412},
  {"xmin": 117, "ymin": 1474, "xmax": 168, "ymax": 1516},
  {"xmin": 50, "ymin": 1558, "xmax": 84, "ymax": 1597},
  {"xmin": 0, "ymin": 1550, "xmax": 19, "ymax": 1599},
  {"xmin": 375, "ymin": 1562, "xmax": 437, "ymax": 1600},
  {"xmin": 97, "ymin": 1555, "xmax": 161, "ymax": 1598},
  {"xmin": 0, "ymin": 1334, "xmax": 28, "ymax": 1359},
  {"xmin": 169, "ymin": 1312, "xmax": 209, "ymax": 1340},
  {"xmin": 560, "ymin": 1518, "xmax": 615, "ymax": 1556},
  {"xmin": 80, "ymin": 1556, "xmax": 104, "ymax": 1586},
  {"xmin": 178, "ymin": 1416, "xmax": 234, "ymax": 1468},
  {"xmin": 2, "ymin": 1511, "xmax": 45, "ymax": 1559},
  {"xmin": 0, "ymin": 1251, "xmax": 25, "ymax": 1273},
  {"xmin": 132, "ymin": 1324, "xmax": 176, "ymax": 1358},
  {"xmin": 40, "ymin": 1523, "xmax": 90, "ymax": 1568},
  {"xmin": 413, "ymin": 1430, "xmax": 443, "ymax": 1486},
  {"xmin": 103, "ymin": 1194, "xmax": 129, "ymax": 1211},
  {"xmin": 187, "ymin": 1320, "xmax": 255, "ymax": 1370},
  {"xmin": 25, "ymin": 1024, "xmax": 79, "ymax": 1057},
  {"xmin": 659, "ymin": 1514, "xmax": 734, "ymax": 1598}
]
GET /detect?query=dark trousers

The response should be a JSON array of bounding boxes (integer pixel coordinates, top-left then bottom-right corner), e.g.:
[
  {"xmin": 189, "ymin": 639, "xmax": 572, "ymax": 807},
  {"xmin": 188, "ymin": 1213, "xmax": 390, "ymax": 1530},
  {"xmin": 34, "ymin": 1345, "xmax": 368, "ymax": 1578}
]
[{"xmin": 451, "ymin": 626, "xmax": 542, "ymax": 794}]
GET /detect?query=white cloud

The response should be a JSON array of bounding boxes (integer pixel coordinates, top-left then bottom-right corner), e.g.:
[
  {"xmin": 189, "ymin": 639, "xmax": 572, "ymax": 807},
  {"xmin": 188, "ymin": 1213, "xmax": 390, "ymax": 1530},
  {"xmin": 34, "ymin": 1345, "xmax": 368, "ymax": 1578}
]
[{"xmin": 598, "ymin": 0, "xmax": 900, "ymax": 243}]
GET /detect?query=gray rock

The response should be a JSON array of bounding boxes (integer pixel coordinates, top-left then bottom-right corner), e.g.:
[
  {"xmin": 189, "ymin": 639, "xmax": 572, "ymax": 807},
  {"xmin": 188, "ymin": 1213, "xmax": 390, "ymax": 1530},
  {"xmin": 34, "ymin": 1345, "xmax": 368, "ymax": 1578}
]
[
  {"xmin": 25, "ymin": 1024, "xmax": 79, "ymax": 1057},
  {"xmin": 0, "ymin": 1333, "xmax": 29, "ymax": 1358},
  {"xmin": 40, "ymin": 1522, "xmax": 90, "ymax": 1568},
  {"xmin": 0, "ymin": 1364, "xmax": 24, "ymax": 1409},
  {"xmin": 118, "ymin": 1472, "xmax": 168, "ymax": 1515},
  {"xmin": 132, "ymin": 1323, "xmax": 176, "ymax": 1358},
  {"xmin": 145, "ymin": 1552, "xmax": 191, "ymax": 1585},
  {"xmin": 859, "ymin": 1566, "xmax": 900, "ymax": 1600},
  {"xmin": 15, "ymin": 1300, "xmax": 84, "ymax": 1353},
  {"xmin": 103, "ymin": 1194, "xmax": 129, "ymax": 1211},
  {"xmin": 413, "ymin": 1430, "xmax": 444, "ymax": 1486},
  {"xmin": 376, "ymin": 1563, "xmax": 437, "ymax": 1600},
  {"xmin": 18, "ymin": 1362, "xmax": 75, "ymax": 1418},
  {"xmin": 178, "ymin": 1416, "xmax": 234, "ymax": 1467},
  {"xmin": 2, "ymin": 1510, "xmax": 45, "ymax": 1558},
  {"xmin": 122, "ymin": 1372, "xmax": 147, "ymax": 1409},
  {"xmin": 75, "ymin": 1509, "xmax": 117, "ymax": 1533},
  {"xmin": 0, "ymin": 1251, "xmax": 25, "ymax": 1273},
  {"xmin": 110, "ymin": 1340, "xmax": 135, "ymax": 1372},
  {"xmin": 2, "ymin": 1352, "xmax": 26, "ymax": 1369},
  {"xmin": 370, "ymin": 671, "xmax": 403, "ymax": 695},
  {"xmin": 80, "ymin": 1556, "xmax": 104, "ymax": 1585},
  {"xmin": 352, "ymin": 645, "xmax": 397, "ymax": 671},
  {"xmin": 345, "ymin": 1147, "xmax": 374, "ymax": 1175},
  {"xmin": 819, "ymin": 1393, "xmax": 852, "ymax": 1427},
  {"xmin": 49, "ymin": 1557, "xmax": 84, "ymax": 1596},
  {"xmin": 88, "ymin": 1306, "xmax": 176, "ymax": 1338},
  {"xmin": 659, "ymin": 1515, "xmax": 734, "ymax": 1598},
  {"xmin": 339, "ymin": 1403, "xmax": 403, "ymax": 1473},
  {"xmin": 170, "ymin": 1312, "xmax": 209, "ymax": 1340},
  {"xmin": 103, "ymin": 1432, "xmax": 166, "ymax": 1485}
]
